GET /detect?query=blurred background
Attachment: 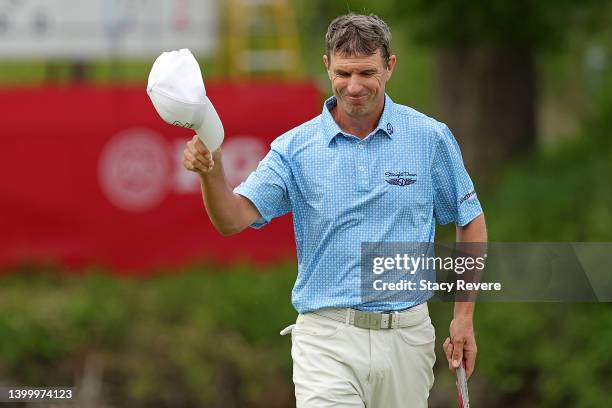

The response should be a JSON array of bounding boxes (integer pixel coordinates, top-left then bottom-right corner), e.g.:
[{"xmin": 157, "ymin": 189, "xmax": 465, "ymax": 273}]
[{"xmin": 1, "ymin": 0, "xmax": 611, "ymax": 407}]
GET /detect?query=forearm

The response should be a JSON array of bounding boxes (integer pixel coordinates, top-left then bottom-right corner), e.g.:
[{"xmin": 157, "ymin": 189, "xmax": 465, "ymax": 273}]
[
  {"xmin": 454, "ymin": 301, "xmax": 474, "ymax": 318},
  {"xmin": 442, "ymin": 214, "xmax": 487, "ymax": 375},
  {"xmin": 199, "ymin": 149, "xmax": 253, "ymax": 235},
  {"xmin": 454, "ymin": 213, "xmax": 487, "ymax": 319}
]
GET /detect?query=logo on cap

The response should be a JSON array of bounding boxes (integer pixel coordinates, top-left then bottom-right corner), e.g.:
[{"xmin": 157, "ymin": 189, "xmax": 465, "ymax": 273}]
[{"xmin": 172, "ymin": 120, "xmax": 195, "ymax": 129}]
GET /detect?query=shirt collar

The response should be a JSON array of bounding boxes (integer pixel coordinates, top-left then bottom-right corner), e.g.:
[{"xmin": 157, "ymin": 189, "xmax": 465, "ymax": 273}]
[{"xmin": 321, "ymin": 93, "xmax": 395, "ymax": 145}]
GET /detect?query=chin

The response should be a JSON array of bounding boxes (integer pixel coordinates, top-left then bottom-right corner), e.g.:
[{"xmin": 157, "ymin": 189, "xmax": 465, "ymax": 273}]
[
  {"xmin": 337, "ymin": 99, "xmax": 366, "ymax": 115},
  {"xmin": 347, "ymin": 104, "xmax": 370, "ymax": 116}
]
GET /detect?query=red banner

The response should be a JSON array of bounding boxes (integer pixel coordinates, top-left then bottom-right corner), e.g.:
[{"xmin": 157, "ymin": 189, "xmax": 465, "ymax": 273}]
[{"xmin": 0, "ymin": 83, "xmax": 321, "ymax": 274}]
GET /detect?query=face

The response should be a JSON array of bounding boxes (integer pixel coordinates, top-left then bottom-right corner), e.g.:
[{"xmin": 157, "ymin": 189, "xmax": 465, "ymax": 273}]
[{"xmin": 324, "ymin": 49, "xmax": 396, "ymax": 118}]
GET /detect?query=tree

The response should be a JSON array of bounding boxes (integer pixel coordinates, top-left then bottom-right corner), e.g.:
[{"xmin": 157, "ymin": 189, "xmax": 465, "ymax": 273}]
[
  {"xmin": 392, "ymin": 0, "xmax": 608, "ymax": 175},
  {"xmin": 295, "ymin": 0, "xmax": 608, "ymax": 175}
]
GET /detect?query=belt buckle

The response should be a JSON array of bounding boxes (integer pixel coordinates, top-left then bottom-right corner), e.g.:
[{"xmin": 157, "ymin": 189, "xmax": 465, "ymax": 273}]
[
  {"xmin": 386, "ymin": 312, "xmax": 394, "ymax": 329},
  {"xmin": 353, "ymin": 310, "xmax": 382, "ymax": 330}
]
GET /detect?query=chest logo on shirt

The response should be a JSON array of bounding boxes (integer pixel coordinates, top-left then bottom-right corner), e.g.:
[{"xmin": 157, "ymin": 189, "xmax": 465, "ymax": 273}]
[{"xmin": 385, "ymin": 171, "xmax": 416, "ymax": 186}]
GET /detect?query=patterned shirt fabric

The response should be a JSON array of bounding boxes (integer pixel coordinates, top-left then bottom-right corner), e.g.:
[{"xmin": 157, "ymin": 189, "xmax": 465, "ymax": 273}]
[{"xmin": 234, "ymin": 94, "xmax": 483, "ymax": 313}]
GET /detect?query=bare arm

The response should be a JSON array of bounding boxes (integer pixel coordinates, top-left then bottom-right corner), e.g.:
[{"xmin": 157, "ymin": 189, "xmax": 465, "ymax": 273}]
[
  {"xmin": 183, "ymin": 135, "xmax": 261, "ymax": 235},
  {"xmin": 443, "ymin": 213, "xmax": 487, "ymax": 378},
  {"xmin": 454, "ymin": 213, "xmax": 487, "ymax": 319}
]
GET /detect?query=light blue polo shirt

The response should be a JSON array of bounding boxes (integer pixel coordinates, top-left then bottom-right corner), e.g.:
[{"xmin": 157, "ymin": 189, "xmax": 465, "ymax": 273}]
[{"xmin": 234, "ymin": 94, "xmax": 483, "ymax": 313}]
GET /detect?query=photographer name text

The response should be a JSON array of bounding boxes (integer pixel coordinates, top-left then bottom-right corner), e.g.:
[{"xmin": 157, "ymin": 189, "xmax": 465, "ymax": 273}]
[{"xmin": 372, "ymin": 279, "xmax": 501, "ymax": 292}]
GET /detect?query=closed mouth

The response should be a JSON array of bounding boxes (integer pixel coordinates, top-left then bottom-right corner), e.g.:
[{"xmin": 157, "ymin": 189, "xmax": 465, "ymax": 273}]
[{"xmin": 346, "ymin": 95, "xmax": 368, "ymax": 104}]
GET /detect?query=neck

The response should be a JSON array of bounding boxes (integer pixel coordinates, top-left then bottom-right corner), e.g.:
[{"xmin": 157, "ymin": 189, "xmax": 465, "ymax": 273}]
[{"xmin": 332, "ymin": 97, "xmax": 385, "ymax": 139}]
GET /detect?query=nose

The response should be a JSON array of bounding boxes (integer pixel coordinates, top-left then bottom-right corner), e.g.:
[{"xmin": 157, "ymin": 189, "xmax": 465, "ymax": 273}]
[{"xmin": 346, "ymin": 75, "xmax": 364, "ymax": 96}]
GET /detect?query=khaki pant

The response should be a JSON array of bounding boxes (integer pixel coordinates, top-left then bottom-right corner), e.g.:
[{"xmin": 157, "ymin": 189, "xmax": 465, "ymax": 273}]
[{"xmin": 283, "ymin": 304, "xmax": 436, "ymax": 408}]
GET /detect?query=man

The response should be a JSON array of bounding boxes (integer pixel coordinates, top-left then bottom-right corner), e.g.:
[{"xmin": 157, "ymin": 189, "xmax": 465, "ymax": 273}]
[{"xmin": 183, "ymin": 13, "xmax": 487, "ymax": 407}]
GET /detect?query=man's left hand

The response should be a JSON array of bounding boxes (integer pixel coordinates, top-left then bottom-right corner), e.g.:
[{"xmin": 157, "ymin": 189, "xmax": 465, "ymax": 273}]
[{"xmin": 443, "ymin": 316, "xmax": 477, "ymax": 378}]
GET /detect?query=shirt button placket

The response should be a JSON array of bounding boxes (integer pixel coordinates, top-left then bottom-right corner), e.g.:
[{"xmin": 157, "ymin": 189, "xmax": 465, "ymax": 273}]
[{"xmin": 356, "ymin": 142, "xmax": 369, "ymax": 191}]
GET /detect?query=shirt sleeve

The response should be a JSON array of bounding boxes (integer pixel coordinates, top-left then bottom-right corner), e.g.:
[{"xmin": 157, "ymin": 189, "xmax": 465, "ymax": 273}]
[
  {"xmin": 233, "ymin": 147, "xmax": 292, "ymax": 229},
  {"xmin": 432, "ymin": 125, "xmax": 483, "ymax": 226}
]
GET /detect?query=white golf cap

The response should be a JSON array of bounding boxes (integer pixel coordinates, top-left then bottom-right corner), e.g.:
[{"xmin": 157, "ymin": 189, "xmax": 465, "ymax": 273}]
[{"xmin": 147, "ymin": 48, "xmax": 224, "ymax": 151}]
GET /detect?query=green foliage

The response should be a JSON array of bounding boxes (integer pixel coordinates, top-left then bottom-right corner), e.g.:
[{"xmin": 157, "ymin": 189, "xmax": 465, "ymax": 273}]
[
  {"xmin": 473, "ymin": 303, "xmax": 612, "ymax": 407},
  {"xmin": 391, "ymin": 0, "xmax": 609, "ymax": 48},
  {"xmin": 294, "ymin": 0, "xmax": 610, "ymax": 49},
  {"xmin": 485, "ymin": 115, "xmax": 612, "ymax": 241},
  {"xmin": 0, "ymin": 266, "xmax": 297, "ymax": 407},
  {"xmin": 454, "ymin": 101, "xmax": 612, "ymax": 406}
]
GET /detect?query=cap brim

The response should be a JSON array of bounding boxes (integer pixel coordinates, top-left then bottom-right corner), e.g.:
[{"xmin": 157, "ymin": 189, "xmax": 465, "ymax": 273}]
[{"xmin": 195, "ymin": 96, "xmax": 224, "ymax": 152}]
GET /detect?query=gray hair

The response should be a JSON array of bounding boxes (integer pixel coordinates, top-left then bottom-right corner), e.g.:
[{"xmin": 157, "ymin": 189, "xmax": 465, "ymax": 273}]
[{"xmin": 325, "ymin": 13, "xmax": 392, "ymax": 63}]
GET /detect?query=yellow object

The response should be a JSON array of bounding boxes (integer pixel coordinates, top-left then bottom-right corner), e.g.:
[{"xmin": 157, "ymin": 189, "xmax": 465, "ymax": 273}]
[{"xmin": 219, "ymin": 0, "xmax": 303, "ymax": 79}]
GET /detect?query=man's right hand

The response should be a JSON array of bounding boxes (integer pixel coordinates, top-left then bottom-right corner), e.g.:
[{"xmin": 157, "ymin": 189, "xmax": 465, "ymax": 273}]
[
  {"xmin": 180, "ymin": 134, "xmax": 261, "ymax": 235},
  {"xmin": 183, "ymin": 134, "xmax": 214, "ymax": 174}
]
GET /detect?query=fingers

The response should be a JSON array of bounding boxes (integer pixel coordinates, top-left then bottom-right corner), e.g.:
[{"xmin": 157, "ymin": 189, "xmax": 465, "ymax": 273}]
[
  {"xmin": 182, "ymin": 149, "xmax": 203, "ymax": 170},
  {"xmin": 447, "ymin": 318, "xmax": 477, "ymax": 378},
  {"xmin": 443, "ymin": 336, "xmax": 467, "ymax": 373},
  {"xmin": 451, "ymin": 337, "xmax": 464, "ymax": 369},
  {"xmin": 189, "ymin": 134, "xmax": 210, "ymax": 156},
  {"xmin": 443, "ymin": 337, "xmax": 454, "ymax": 371},
  {"xmin": 183, "ymin": 149, "xmax": 213, "ymax": 173},
  {"xmin": 464, "ymin": 347, "xmax": 477, "ymax": 379},
  {"xmin": 183, "ymin": 135, "xmax": 214, "ymax": 173}
]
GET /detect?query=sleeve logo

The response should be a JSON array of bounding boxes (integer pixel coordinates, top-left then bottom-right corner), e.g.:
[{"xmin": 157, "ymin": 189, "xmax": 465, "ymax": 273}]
[{"xmin": 459, "ymin": 190, "xmax": 477, "ymax": 204}]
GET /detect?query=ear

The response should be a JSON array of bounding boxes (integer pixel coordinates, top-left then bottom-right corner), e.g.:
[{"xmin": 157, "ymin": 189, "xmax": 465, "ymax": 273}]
[
  {"xmin": 323, "ymin": 54, "xmax": 332, "ymax": 79},
  {"xmin": 386, "ymin": 54, "xmax": 397, "ymax": 80}
]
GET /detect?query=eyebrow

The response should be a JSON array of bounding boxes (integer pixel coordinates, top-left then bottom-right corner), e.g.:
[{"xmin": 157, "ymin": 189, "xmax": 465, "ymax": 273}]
[{"xmin": 334, "ymin": 68, "xmax": 378, "ymax": 75}]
